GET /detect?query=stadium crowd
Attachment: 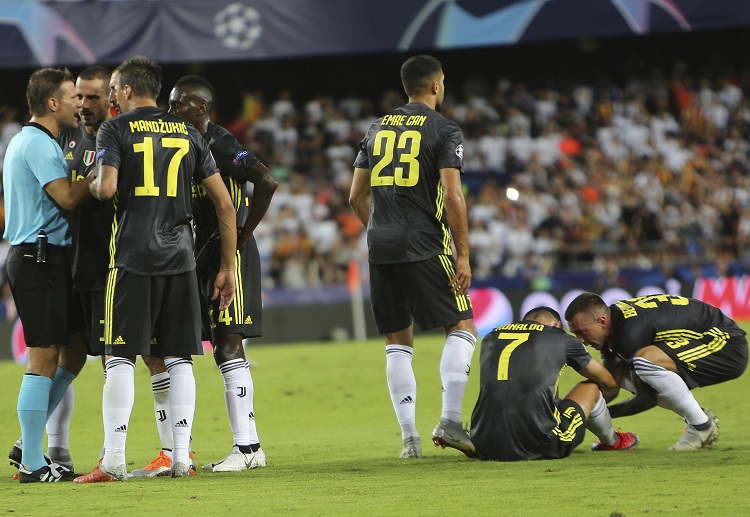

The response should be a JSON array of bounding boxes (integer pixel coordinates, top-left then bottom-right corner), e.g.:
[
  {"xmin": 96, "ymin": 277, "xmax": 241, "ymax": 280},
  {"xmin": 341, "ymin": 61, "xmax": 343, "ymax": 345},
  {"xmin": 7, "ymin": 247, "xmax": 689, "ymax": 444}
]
[{"xmin": 1, "ymin": 62, "xmax": 749, "ymax": 298}]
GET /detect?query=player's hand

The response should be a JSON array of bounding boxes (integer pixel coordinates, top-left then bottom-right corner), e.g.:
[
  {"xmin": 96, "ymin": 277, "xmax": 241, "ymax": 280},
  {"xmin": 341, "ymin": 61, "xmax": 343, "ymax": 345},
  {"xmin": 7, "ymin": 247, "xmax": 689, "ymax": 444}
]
[
  {"xmin": 212, "ymin": 268, "xmax": 236, "ymax": 311},
  {"xmin": 449, "ymin": 256, "xmax": 472, "ymax": 295}
]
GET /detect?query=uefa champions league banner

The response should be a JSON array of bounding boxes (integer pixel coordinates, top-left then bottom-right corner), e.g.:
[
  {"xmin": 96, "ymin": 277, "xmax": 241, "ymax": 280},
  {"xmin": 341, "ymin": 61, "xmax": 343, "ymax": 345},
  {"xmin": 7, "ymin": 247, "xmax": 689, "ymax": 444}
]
[{"xmin": 0, "ymin": 0, "xmax": 749, "ymax": 67}]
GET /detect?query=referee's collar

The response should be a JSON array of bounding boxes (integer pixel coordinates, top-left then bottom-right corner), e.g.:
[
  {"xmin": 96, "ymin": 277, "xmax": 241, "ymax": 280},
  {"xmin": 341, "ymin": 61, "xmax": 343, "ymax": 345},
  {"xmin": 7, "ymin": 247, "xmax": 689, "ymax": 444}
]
[{"xmin": 25, "ymin": 122, "xmax": 55, "ymax": 140}]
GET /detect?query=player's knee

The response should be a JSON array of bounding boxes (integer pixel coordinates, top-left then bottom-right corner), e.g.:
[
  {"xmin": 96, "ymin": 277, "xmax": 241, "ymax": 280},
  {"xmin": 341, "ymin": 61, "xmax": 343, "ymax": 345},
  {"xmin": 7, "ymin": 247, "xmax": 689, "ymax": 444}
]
[{"xmin": 212, "ymin": 336, "xmax": 245, "ymax": 365}]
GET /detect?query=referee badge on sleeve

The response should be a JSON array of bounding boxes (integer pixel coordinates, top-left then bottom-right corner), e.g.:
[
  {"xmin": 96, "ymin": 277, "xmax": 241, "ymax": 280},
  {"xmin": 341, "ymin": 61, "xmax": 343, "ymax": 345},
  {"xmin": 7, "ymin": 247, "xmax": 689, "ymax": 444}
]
[{"xmin": 455, "ymin": 144, "xmax": 464, "ymax": 160}]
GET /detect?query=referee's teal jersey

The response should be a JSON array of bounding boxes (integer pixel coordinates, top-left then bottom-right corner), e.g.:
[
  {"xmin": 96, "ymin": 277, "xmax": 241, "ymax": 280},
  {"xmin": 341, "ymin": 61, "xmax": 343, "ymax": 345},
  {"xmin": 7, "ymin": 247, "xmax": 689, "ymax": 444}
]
[{"xmin": 2, "ymin": 124, "xmax": 71, "ymax": 246}]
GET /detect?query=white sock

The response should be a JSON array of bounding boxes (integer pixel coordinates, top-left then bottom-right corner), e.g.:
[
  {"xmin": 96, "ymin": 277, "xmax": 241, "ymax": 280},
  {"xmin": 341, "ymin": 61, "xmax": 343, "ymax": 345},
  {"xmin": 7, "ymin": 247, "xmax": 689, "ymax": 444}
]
[
  {"xmin": 586, "ymin": 392, "xmax": 617, "ymax": 445},
  {"xmin": 633, "ymin": 357, "xmax": 709, "ymax": 426},
  {"xmin": 47, "ymin": 384, "xmax": 74, "ymax": 451},
  {"xmin": 151, "ymin": 372, "xmax": 173, "ymax": 456},
  {"xmin": 165, "ymin": 358, "xmax": 195, "ymax": 467},
  {"xmin": 246, "ymin": 362, "xmax": 259, "ymax": 446},
  {"xmin": 440, "ymin": 330, "xmax": 476, "ymax": 423},
  {"xmin": 219, "ymin": 359, "xmax": 252, "ymax": 447},
  {"xmin": 386, "ymin": 345, "xmax": 418, "ymax": 440},
  {"xmin": 102, "ymin": 358, "xmax": 135, "ymax": 470}
]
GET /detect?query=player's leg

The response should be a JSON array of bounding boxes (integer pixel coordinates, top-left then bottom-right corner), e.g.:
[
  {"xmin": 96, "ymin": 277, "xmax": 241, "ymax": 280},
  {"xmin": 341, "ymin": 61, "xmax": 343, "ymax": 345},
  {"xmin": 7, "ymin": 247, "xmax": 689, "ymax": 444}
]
[
  {"xmin": 75, "ymin": 269, "xmax": 148, "ymax": 483},
  {"xmin": 566, "ymin": 381, "xmax": 639, "ymax": 451},
  {"xmin": 633, "ymin": 345, "xmax": 717, "ymax": 450},
  {"xmin": 384, "ymin": 326, "xmax": 420, "ymax": 459},
  {"xmin": 127, "ymin": 354, "xmax": 176, "ymax": 478},
  {"xmin": 370, "ymin": 263, "xmax": 422, "ymax": 458},
  {"xmin": 409, "ymin": 256, "xmax": 476, "ymax": 456},
  {"xmin": 151, "ymin": 272, "xmax": 203, "ymax": 478},
  {"xmin": 204, "ymin": 333, "xmax": 265, "ymax": 471},
  {"xmin": 9, "ymin": 247, "xmax": 78, "ymax": 482}
]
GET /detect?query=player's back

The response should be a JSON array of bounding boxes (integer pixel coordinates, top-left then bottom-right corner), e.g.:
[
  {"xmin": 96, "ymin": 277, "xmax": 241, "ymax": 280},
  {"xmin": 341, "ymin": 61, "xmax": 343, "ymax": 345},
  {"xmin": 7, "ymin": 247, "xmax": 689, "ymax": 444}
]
[
  {"xmin": 470, "ymin": 322, "xmax": 590, "ymax": 461},
  {"xmin": 59, "ymin": 123, "xmax": 113, "ymax": 290},
  {"xmin": 358, "ymin": 102, "xmax": 463, "ymax": 264},
  {"xmin": 97, "ymin": 106, "xmax": 215, "ymax": 275},
  {"xmin": 609, "ymin": 295, "xmax": 745, "ymax": 358}
]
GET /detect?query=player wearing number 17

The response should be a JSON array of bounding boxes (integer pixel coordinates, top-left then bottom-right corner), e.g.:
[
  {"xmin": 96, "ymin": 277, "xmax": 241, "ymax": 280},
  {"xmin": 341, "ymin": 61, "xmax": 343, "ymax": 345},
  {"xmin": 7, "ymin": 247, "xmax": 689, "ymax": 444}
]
[
  {"xmin": 350, "ymin": 55, "xmax": 477, "ymax": 459},
  {"xmin": 74, "ymin": 56, "xmax": 236, "ymax": 483}
]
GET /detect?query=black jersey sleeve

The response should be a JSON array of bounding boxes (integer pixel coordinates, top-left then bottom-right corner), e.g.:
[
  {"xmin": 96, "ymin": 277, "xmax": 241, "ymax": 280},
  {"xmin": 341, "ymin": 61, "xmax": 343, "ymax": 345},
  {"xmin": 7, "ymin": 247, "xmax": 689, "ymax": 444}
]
[
  {"xmin": 436, "ymin": 121, "xmax": 464, "ymax": 171},
  {"xmin": 564, "ymin": 335, "xmax": 593, "ymax": 370},
  {"xmin": 95, "ymin": 119, "xmax": 122, "ymax": 170},
  {"xmin": 193, "ymin": 134, "xmax": 219, "ymax": 184}
]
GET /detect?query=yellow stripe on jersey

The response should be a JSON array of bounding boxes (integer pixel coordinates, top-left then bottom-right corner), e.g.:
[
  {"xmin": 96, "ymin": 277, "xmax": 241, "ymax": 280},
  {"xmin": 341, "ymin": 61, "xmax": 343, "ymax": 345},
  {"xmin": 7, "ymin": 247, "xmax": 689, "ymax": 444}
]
[
  {"xmin": 552, "ymin": 405, "xmax": 584, "ymax": 442},
  {"xmin": 104, "ymin": 268, "xmax": 118, "ymax": 345},
  {"xmin": 434, "ymin": 181, "xmax": 452, "ymax": 255},
  {"xmin": 108, "ymin": 194, "xmax": 119, "ymax": 269},
  {"xmin": 439, "ymin": 254, "xmax": 469, "ymax": 312},
  {"xmin": 676, "ymin": 328, "xmax": 728, "ymax": 368},
  {"xmin": 435, "ymin": 180, "xmax": 444, "ymax": 219},
  {"xmin": 233, "ymin": 249, "xmax": 244, "ymax": 325},
  {"xmin": 229, "ymin": 177, "xmax": 242, "ymax": 214},
  {"xmin": 654, "ymin": 329, "xmax": 704, "ymax": 350}
]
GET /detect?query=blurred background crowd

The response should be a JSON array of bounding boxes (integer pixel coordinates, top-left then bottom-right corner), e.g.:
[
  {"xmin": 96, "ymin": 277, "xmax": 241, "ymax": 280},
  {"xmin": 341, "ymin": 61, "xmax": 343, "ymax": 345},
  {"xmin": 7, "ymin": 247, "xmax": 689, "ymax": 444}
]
[{"xmin": 1, "ymin": 48, "xmax": 750, "ymax": 313}]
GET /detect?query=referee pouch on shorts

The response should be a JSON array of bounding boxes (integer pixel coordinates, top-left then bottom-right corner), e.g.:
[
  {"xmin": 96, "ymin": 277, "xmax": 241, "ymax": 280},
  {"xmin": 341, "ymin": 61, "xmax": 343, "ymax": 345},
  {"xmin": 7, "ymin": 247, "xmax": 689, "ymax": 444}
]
[{"xmin": 12, "ymin": 242, "xmax": 65, "ymax": 263}]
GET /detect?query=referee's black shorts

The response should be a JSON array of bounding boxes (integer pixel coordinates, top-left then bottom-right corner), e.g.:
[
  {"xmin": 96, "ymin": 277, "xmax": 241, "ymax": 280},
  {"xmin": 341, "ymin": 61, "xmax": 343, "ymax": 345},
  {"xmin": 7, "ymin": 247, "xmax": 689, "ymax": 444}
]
[
  {"xmin": 104, "ymin": 268, "xmax": 203, "ymax": 358},
  {"xmin": 370, "ymin": 254, "xmax": 473, "ymax": 334},
  {"xmin": 6, "ymin": 243, "xmax": 72, "ymax": 347}
]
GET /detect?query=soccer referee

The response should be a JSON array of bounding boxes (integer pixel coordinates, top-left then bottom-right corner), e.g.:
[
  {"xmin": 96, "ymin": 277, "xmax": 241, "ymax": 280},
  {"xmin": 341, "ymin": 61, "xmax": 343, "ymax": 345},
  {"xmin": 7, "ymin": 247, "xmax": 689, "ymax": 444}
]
[{"xmin": 3, "ymin": 68, "xmax": 93, "ymax": 483}]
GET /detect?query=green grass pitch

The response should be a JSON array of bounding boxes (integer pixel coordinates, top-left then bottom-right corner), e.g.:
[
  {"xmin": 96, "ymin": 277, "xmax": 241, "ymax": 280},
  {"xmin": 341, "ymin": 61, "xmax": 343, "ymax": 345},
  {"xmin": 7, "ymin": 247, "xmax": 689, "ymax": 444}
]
[{"xmin": 1, "ymin": 330, "xmax": 749, "ymax": 516}]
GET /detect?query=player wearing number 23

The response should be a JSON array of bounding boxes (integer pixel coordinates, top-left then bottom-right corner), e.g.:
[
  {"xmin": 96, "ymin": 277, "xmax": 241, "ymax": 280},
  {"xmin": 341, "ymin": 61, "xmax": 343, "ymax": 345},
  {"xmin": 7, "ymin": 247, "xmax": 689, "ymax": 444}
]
[{"xmin": 350, "ymin": 55, "xmax": 477, "ymax": 458}]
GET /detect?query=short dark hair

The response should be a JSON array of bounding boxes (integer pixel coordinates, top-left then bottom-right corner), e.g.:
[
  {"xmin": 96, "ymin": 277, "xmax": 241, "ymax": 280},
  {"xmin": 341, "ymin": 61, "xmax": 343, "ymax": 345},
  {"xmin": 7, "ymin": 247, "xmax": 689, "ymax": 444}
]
[
  {"xmin": 523, "ymin": 306, "xmax": 561, "ymax": 323},
  {"xmin": 77, "ymin": 65, "xmax": 111, "ymax": 86},
  {"xmin": 114, "ymin": 56, "xmax": 161, "ymax": 99},
  {"xmin": 400, "ymin": 55, "xmax": 442, "ymax": 97},
  {"xmin": 174, "ymin": 75, "xmax": 217, "ymax": 112},
  {"xmin": 564, "ymin": 292, "xmax": 608, "ymax": 322},
  {"xmin": 26, "ymin": 68, "xmax": 74, "ymax": 117}
]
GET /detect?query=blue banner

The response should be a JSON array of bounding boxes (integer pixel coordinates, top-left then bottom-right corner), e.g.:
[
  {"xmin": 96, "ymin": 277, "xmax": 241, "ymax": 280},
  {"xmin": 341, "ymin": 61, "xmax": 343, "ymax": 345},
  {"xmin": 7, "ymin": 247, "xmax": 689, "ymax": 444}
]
[{"xmin": 0, "ymin": 0, "xmax": 749, "ymax": 67}]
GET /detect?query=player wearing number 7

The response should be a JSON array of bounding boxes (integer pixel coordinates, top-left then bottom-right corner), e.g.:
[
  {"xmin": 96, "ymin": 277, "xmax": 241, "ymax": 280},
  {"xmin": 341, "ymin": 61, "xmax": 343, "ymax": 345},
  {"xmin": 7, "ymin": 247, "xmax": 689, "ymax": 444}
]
[
  {"xmin": 350, "ymin": 55, "xmax": 477, "ymax": 459},
  {"xmin": 468, "ymin": 307, "xmax": 638, "ymax": 461},
  {"xmin": 75, "ymin": 56, "xmax": 236, "ymax": 482},
  {"xmin": 566, "ymin": 293, "xmax": 748, "ymax": 451}
]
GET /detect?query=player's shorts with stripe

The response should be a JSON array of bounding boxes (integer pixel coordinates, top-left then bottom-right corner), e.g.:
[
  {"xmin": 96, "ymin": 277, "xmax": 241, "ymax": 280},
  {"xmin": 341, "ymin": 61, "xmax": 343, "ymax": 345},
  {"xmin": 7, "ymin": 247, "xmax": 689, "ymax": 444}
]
[
  {"xmin": 70, "ymin": 288, "xmax": 105, "ymax": 356},
  {"xmin": 104, "ymin": 268, "xmax": 203, "ymax": 358},
  {"xmin": 6, "ymin": 244, "xmax": 72, "ymax": 347},
  {"xmin": 197, "ymin": 234, "xmax": 262, "ymax": 341},
  {"xmin": 655, "ymin": 327, "xmax": 748, "ymax": 389},
  {"xmin": 540, "ymin": 398, "xmax": 588, "ymax": 460},
  {"xmin": 369, "ymin": 254, "xmax": 473, "ymax": 334}
]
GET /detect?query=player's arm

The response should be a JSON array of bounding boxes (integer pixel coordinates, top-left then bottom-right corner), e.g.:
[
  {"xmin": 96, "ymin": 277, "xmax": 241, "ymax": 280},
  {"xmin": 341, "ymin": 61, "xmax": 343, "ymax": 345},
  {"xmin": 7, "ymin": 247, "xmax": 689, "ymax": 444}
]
[
  {"xmin": 237, "ymin": 161, "xmax": 278, "ymax": 249},
  {"xmin": 440, "ymin": 166, "xmax": 471, "ymax": 295},
  {"xmin": 202, "ymin": 172, "xmax": 236, "ymax": 310},
  {"xmin": 45, "ymin": 175, "xmax": 93, "ymax": 209},
  {"xmin": 575, "ymin": 356, "xmax": 620, "ymax": 403},
  {"xmin": 89, "ymin": 164, "xmax": 118, "ymax": 201},
  {"xmin": 349, "ymin": 167, "xmax": 371, "ymax": 227}
]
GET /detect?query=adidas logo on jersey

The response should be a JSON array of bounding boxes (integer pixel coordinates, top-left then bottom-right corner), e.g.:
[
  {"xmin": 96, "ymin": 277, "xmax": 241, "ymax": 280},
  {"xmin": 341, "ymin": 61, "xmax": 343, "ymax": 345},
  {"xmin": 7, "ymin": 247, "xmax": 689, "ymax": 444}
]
[
  {"xmin": 64, "ymin": 151, "xmax": 74, "ymax": 160},
  {"xmin": 174, "ymin": 419, "xmax": 189, "ymax": 428},
  {"xmin": 115, "ymin": 424, "xmax": 127, "ymax": 433},
  {"xmin": 244, "ymin": 316, "xmax": 253, "ymax": 324},
  {"xmin": 399, "ymin": 396, "xmax": 414, "ymax": 405},
  {"xmin": 150, "ymin": 338, "xmax": 158, "ymax": 345},
  {"xmin": 113, "ymin": 336, "xmax": 126, "ymax": 345}
]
